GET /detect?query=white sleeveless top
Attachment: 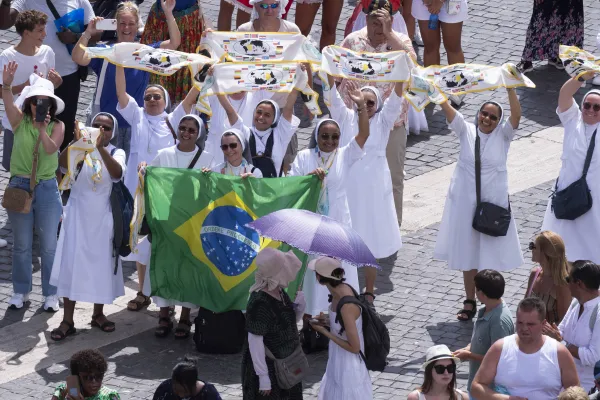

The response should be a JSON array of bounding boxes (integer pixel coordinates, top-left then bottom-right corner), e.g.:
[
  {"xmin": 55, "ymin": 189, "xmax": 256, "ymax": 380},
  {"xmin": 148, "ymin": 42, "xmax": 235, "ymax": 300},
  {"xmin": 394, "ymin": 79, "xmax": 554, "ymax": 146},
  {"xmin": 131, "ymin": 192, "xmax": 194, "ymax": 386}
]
[
  {"xmin": 417, "ymin": 390, "xmax": 466, "ymax": 399},
  {"xmin": 494, "ymin": 334, "xmax": 562, "ymax": 399}
]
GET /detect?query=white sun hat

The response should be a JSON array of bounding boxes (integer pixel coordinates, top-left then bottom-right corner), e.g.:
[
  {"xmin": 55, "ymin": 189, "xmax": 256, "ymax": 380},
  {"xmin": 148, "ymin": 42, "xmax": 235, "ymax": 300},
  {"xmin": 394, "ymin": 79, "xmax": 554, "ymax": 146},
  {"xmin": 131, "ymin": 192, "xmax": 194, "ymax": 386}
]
[
  {"xmin": 421, "ymin": 345, "xmax": 461, "ymax": 370},
  {"xmin": 15, "ymin": 73, "xmax": 65, "ymax": 115}
]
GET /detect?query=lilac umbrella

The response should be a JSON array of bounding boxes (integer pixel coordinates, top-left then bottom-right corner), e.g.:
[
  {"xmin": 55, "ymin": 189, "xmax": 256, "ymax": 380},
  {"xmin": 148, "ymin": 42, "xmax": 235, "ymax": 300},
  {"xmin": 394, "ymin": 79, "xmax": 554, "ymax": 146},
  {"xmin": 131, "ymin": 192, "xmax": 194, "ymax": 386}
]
[{"xmin": 246, "ymin": 209, "xmax": 379, "ymax": 268}]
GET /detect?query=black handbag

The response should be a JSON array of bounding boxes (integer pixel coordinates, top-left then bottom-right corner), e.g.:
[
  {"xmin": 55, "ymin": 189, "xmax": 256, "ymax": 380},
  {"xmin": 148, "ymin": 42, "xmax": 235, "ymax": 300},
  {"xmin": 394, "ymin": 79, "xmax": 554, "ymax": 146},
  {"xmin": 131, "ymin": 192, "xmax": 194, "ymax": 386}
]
[
  {"xmin": 300, "ymin": 323, "xmax": 329, "ymax": 354},
  {"xmin": 472, "ymin": 135, "xmax": 512, "ymax": 237},
  {"xmin": 551, "ymin": 129, "xmax": 596, "ymax": 220}
]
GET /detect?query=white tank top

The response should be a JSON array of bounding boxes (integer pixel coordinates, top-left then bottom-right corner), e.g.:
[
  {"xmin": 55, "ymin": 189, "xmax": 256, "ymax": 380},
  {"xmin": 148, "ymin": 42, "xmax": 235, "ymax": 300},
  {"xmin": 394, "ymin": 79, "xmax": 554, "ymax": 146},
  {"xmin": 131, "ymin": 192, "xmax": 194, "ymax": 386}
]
[
  {"xmin": 417, "ymin": 390, "xmax": 466, "ymax": 399},
  {"xmin": 494, "ymin": 334, "xmax": 562, "ymax": 399}
]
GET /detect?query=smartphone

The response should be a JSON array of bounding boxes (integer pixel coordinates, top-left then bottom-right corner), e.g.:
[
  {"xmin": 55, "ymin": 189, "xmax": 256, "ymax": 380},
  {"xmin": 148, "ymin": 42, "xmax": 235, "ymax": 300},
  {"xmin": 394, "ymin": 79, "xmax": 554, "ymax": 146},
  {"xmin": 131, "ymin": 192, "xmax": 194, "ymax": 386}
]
[
  {"xmin": 66, "ymin": 375, "xmax": 80, "ymax": 398},
  {"xmin": 35, "ymin": 98, "xmax": 50, "ymax": 123},
  {"xmin": 96, "ymin": 19, "xmax": 117, "ymax": 31}
]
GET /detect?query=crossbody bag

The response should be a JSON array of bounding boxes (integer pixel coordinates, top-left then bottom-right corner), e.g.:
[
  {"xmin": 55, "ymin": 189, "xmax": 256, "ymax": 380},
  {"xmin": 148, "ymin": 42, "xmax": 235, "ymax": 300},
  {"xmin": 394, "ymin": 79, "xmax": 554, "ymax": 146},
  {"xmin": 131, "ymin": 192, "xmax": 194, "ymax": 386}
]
[
  {"xmin": 2, "ymin": 134, "xmax": 43, "ymax": 213},
  {"xmin": 471, "ymin": 134, "xmax": 512, "ymax": 237},
  {"xmin": 551, "ymin": 129, "xmax": 596, "ymax": 220}
]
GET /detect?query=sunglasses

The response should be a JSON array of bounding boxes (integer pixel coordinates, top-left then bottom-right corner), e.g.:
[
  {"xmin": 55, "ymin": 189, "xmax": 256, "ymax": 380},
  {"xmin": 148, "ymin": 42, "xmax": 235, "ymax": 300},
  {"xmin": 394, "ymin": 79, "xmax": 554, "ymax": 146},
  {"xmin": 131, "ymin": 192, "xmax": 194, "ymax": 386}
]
[
  {"xmin": 528, "ymin": 241, "xmax": 536, "ymax": 250},
  {"xmin": 144, "ymin": 94, "xmax": 163, "ymax": 102},
  {"xmin": 92, "ymin": 123, "xmax": 113, "ymax": 131},
  {"xmin": 79, "ymin": 373, "xmax": 104, "ymax": 383},
  {"xmin": 320, "ymin": 134, "xmax": 340, "ymax": 141},
  {"xmin": 366, "ymin": 100, "xmax": 376, "ymax": 108},
  {"xmin": 221, "ymin": 143, "xmax": 239, "ymax": 151},
  {"xmin": 258, "ymin": 2, "xmax": 279, "ymax": 8},
  {"xmin": 583, "ymin": 102, "xmax": 600, "ymax": 112},
  {"xmin": 178, "ymin": 126, "xmax": 197, "ymax": 134},
  {"xmin": 433, "ymin": 364, "xmax": 456, "ymax": 374},
  {"xmin": 480, "ymin": 110, "xmax": 499, "ymax": 121}
]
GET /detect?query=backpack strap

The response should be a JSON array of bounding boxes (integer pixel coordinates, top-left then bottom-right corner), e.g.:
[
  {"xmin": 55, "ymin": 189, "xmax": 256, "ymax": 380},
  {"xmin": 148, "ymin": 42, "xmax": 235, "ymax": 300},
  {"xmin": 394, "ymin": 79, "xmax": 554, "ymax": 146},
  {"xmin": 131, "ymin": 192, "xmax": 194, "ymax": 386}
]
[
  {"xmin": 582, "ymin": 129, "xmax": 597, "ymax": 178},
  {"xmin": 45, "ymin": 0, "xmax": 62, "ymax": 20},
  {"xmin": 165, "ymin": 117, "xmax": 178, "ymax": 142},
  {"xmin": 474, "ymin": 134, "xmax": 482, "ymax": 206},
  {"xmin": 590, "ymin": 303, "xmax": 599, "ymax": 332},
  {"xmin": 188, "ymin": 149, "xmax": 202, "ymax": 169}
]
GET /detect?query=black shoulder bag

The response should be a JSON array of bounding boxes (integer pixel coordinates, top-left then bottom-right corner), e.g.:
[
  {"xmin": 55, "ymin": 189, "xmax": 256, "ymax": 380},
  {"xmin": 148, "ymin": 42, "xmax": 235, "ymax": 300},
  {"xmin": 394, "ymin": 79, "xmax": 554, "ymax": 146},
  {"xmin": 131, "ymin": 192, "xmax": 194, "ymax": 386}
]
[
  {"xmin": 472, "ymin": 135, "xmax": 512, "ymax": 237},
  {"xmin": 45, "ymin": 0, "xmax": 89, "ymax": 82},
  {"xmin": 141, "ymin": 149, "xmax": 202, "ymax": 242},
  {"xmin": 551, "ymin": 129, "xmax": 596, "ymax": 220}
]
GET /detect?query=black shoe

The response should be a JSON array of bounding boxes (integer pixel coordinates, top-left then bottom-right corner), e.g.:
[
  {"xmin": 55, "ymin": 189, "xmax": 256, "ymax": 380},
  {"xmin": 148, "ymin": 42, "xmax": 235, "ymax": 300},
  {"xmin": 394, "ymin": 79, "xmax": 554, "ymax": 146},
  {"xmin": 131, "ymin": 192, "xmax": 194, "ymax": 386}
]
[{"xmin": 516, "ymin": 61, "xmax": 533, "ymax": 73}]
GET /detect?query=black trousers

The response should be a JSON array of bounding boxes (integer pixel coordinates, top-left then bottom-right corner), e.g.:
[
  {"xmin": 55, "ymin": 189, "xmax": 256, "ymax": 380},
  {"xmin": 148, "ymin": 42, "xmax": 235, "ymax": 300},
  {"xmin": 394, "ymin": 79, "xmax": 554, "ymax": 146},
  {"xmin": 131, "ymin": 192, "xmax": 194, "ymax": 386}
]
[{"xmin": 54, "ymin": 71, "xmax": 81, "ymax": 151}]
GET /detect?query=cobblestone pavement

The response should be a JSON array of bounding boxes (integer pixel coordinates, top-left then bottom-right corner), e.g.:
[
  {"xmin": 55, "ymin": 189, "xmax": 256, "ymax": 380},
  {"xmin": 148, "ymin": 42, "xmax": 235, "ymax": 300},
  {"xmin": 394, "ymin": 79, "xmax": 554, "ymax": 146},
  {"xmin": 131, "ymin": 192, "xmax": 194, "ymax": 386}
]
[{"xmin": 0, "ymin": 0, "xmax": 598, "ymax": 397}]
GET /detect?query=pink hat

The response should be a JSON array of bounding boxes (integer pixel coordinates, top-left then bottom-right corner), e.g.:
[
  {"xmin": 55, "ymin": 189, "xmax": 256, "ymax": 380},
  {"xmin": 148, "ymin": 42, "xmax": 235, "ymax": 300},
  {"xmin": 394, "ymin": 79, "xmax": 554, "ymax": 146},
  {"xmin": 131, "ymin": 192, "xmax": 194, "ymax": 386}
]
[{"xmin": 249, "ymin": 247, "xmax": 302, "ymax": 292}]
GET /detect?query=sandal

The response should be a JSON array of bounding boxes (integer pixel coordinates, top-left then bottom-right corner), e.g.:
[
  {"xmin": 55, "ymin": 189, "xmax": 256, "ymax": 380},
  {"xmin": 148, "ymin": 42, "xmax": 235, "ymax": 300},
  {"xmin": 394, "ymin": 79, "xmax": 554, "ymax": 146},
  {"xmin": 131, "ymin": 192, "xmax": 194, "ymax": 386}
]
[
  {"xmin": 457, "ymin": 299, "xmax": 477, "ymax": 321},
  {"xmin": 91, "ymin": 314, "xmax": 116, "ymax": 332},
  {"xmin": 155, "ymin": 317, "xmax": 173, "ymax": 338},
  {"xmin": 174, "ymin": 319, "xmax": 192, "ymax": 339},
  {"xmin": 127, "ymin": 292, "xmax": 151, "ymax": 311},
  {"xmin": 50, "ymin": 320, "xmax": 76, "ymax": 341}
]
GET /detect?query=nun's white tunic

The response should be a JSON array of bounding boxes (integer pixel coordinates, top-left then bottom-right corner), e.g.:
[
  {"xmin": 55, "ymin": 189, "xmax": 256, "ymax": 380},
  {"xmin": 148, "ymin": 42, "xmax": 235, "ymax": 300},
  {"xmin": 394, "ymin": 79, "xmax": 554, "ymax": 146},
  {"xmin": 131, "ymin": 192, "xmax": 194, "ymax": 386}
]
[
  {"xmin": 50, "ymin": 145, "xmax": 127, "ymax": 304},
  {"xmin": 290, "ymin": 139, "xmax": 364, "ymax": 315},
  {"xmin": 329, "ymin": 85, "xmax": 402, "ymax": 258},
  {"xmin": 542, "ymin": 101, "xmax": 600, "ymax": 263},
  {"xmin": 433, "ymin": 111, "xmax": 524, "ymax": 271}
]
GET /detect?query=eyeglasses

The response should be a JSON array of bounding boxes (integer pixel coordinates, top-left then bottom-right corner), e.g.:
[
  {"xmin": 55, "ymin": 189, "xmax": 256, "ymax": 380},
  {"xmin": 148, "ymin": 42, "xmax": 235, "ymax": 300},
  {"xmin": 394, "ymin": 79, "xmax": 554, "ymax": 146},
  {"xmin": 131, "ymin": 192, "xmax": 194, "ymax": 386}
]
[
  {"xmin": 320, "ymin": 134, "xmax": 340, "ymax": 141},
  {"xmin": 258, "ymin": 3, "xmax": 279, "ymax": 8},
  {"xmin": 480, "ymin": 110, "xmax": 499, "ymax": 121},
  {"xmin": 178, "ymin": 126, "xmax": 197, "ymax": 134},
  {"xmin": 366, "ymin": 100, "xmax": 376, "ymax": 108},
  {"xmin": 79, "ymin": 373, "xmax": 104, "ymax": 383},
  {"xmin": 92, "ymin": 124, "xmax": 113, "ymax": 131},
  {"xmin": 144, "ymin": 94, "xmax": 163, "ymax": 102},
  {"xmin": 433, "ymin": 364, "xmax": 456, "ymax": 374},
  {"xmin": 583, "ymin": 102, "xmax": 600, "ymax": 112},
  {"xmin": 221, "ymin": 143, "xmax": 239, "ymax": 151},
  {"xmin": 528, "ymin": 241, "xmax": 536, "ymax": 250}
]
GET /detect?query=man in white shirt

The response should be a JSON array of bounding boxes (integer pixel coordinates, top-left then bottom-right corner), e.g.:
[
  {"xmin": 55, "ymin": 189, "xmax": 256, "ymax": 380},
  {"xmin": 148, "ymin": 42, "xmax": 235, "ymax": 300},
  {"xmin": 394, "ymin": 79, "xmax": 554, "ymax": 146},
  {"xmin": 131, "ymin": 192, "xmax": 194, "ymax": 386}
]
[
  {"xmin": 544, "ymin": 260, "xmax": 600, "ymax": 392},
  {"xmin": 1, "ymin": 0, "xmax": 94, "ymax": 149}
]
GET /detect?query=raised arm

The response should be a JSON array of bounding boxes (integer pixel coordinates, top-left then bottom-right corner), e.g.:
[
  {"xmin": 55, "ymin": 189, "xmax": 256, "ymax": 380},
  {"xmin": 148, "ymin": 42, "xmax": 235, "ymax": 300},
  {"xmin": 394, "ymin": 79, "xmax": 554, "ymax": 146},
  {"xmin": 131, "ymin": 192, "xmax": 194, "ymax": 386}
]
[
  {"xmin": 376, "ymin": 9, "xmax": 417, "ymax": 60},
  {"xmin": 0, "ymin": 5, "xmax": 18, "ymax": 30},
  {"xmin": 507, "ymin": 88, "xmax": 521, "ymax": 129},
  {"xmin": 440, "ymin": 100, "xmax": 457, "ymax": 124},
  {"xmin": 72, "ymin": 17, "xmax": 103, "ymax": 67},
  {"xmin": 38, "ymin": 118, "xmax": 64, "ymax": 155},
  {"xmin": 281, "ymin": 64, "xmax": 307, "ymax": 123},
  {"xmin": 96, "ymin": 131, "xmax": 123, "ymax": 180},
  {"xmin": 347, "ymin": 81, "xmax": 369, "ymax": 148},
  {"xmin": 158, "ymin": 0, "xmax": 181, "ymax": 50},
  {"xmin": 115, "ymin": 66, "xmax": 129, "ymax": 110},
  {"xmin": 181, "ymin": 85, "xmax": 200, "ymax": 114},
  {"xmin": 216, "ymin": 94, "xmax": 239, "ymax": 126},
  {"xmin": 558, "ymin": 73, "xmax": 595, "ymax": 113},
  {"xmin": 1, "ymin": 61, "xmax": 23, "ymax": 129}
]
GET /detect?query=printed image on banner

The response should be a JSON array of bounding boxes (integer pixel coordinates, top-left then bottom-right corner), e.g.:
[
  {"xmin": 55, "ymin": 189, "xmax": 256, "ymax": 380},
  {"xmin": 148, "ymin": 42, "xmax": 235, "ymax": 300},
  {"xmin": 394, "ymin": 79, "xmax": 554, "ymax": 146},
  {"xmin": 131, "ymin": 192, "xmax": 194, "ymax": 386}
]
[
  {"xmin": 199, "ymin": 31, "xmax": 321, "ymax": 65},
  {"xmin": 559, "ymin": 45, "xmax": 600, "ymax": 80},
  {"xmin": 59, "ymin": 122, "xmax": 101, "ymax": 190},
  {"xmin": 85, "ymin": 42, "xmax": 214, "ymax": 76},
  {"xmin": 145, "ymin": 169, "xmax": 320, "ymax": 312}
]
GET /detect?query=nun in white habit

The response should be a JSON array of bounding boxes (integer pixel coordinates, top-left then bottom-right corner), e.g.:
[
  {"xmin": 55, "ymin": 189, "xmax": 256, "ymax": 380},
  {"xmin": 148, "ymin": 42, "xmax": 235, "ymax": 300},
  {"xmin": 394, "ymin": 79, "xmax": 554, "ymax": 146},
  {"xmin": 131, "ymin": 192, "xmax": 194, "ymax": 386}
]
[
  {"xmin": 289, "ymin": 109, "xmax": 370, "ymax": 315},
  {"xmin": 209, "ymin": 129, "xmax": 263, "ymax": 178},
  {"xmin": 542, "ymin": 74, "xmax": 600, "ymax": 263},
  {"xmin": 50, "ymin": 112, "xmax": 126, "ymax": 341},
  {"xmin": 138, "ymin": 114, "xmax": 215, "ymax": 339},
  {"xmin": 433, "ymin": 88, "xmax": 524, "ymax": 321}
]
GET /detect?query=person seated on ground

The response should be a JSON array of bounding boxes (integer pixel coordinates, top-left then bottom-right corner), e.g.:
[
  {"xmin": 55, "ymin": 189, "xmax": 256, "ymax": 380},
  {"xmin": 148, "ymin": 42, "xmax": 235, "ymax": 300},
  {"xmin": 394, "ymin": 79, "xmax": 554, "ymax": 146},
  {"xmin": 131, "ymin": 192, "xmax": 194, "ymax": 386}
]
[
  {"xmin": 559, "ymin": 386, "xmax": 591, "ymax": 400},
  {"xmin": 51, "ymin": 349, "xmax": 119, "ymax": 400},
  {"xmin": 152, "ymin": 356, "xmax": 222, "ymax": 400}
]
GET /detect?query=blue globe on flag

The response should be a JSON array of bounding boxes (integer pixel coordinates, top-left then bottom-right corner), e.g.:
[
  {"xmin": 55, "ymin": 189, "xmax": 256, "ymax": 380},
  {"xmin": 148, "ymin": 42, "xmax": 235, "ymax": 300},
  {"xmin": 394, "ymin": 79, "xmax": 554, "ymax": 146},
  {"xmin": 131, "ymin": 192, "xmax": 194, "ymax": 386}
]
[{"xmin": 200, "ymin": 205, "xmax": 261, "ymax": 277}]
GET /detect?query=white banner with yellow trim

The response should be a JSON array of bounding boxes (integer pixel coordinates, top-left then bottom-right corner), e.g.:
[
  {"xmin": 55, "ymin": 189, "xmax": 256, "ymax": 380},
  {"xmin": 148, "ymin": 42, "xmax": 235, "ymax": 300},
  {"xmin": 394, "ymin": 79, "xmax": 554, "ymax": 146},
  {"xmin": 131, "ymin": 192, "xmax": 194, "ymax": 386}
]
[
  {"xmin": 559, "ymin": 45, "xmax": 600, "ymax": 80},
  {"xmin": 404, "ymin": 63, "xmax": 536, "ymax": 111},
  {"xmin": 198, "ymin": 31, "xmax": 321, "ymax": 65},
  {"xmin": 194, "ymin": 62, "xmax": 321, "ymax": 116},
  {"xmin": 58, "ymin": 122, "xmax": 101, "ymax": 190},
  {"xmin": 84, "ymin": 42, "xmax": 214, "ymax": 76}
]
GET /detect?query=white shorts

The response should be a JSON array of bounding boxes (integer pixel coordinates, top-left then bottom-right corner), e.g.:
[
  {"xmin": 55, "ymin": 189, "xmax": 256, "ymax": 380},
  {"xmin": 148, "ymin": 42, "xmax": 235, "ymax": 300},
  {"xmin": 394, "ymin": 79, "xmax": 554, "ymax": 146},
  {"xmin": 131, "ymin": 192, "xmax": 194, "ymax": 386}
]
[{"xmin": 411, "ymin": 0, "xmax": 468, "ymax": 23}]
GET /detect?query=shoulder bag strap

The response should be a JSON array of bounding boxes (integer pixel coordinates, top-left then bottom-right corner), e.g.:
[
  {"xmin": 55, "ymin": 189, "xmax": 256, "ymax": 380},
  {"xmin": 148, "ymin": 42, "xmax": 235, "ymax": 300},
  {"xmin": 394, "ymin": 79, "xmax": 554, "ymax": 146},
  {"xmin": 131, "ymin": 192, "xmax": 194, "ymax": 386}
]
[
  {"xmin": 45, "ymin": 0, "xmax": 62, "ymax": 20},
  {"xmin": 474, "ymin": 134, "xmax": 481, "ymax": 206},
  {"xmin": 164, "ymin": 117, "xmax": 178, "ymax": 142},
  {"xmin": 249, "ymin": 133, "xmax": 257, "ymax": 157},
  {"xmin": 30, "ymin": 133, "xmax": 44, "ymax": 192},
  {"xmin": 263, "ymin": 132, "xmax": 275, "ymax": 158},
  {"xmin": 187, "ymin": 149, "xmax": 202, "ymax": 169},
  {"xmin": 526, "ymin": 266, "xmax": 542, "ymax": 297},
  {"xmin": 582, "ymin": 129, "xmax": 597, "ymax": 177}
]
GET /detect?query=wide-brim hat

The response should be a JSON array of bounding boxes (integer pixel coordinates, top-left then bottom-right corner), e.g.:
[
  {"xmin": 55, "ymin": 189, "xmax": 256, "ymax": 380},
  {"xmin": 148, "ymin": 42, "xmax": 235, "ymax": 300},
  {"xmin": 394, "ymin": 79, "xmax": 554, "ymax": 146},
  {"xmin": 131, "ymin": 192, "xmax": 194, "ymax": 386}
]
[
  {"xmin": 248, "ymin": 248, "xmax": 302, "ymax": 292},
  {"xmin": 421, "ymin": 345, "xmax": 461, "ymax": 370},
  {"xmin": 17, "ymin": 74, "xmax": 65, "ymax": 114},
  {"xmin": 308, "ymin": 256, "xmax": 343, "ymax": 280}
]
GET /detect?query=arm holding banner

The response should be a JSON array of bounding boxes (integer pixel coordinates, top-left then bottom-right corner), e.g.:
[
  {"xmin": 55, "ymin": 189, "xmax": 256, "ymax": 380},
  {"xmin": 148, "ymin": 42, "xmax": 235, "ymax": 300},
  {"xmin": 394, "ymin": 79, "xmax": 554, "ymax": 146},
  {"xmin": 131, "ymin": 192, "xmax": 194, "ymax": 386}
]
[
  {"xmin": 157, "ymin": 0, "xmax": 181, "ymax": 51},
  {"xmin": 440, "ymin": 100, "xmax": 457, "ymax": 124},
  {"xmin": 281, "ymin": 65, "xmax": 306, "ymax": 123},
  {"xmin": 351, "ymin": 84, "xmax": 370, "ymax": 149},
  {"xmin": 216, "ymin": 94, "xmax": 240, "ymax": 127},
  {"xmin": 558, "ymin": 73, "xmax": 595, "ymax": 113},
  {"xmin": 507, "ymin": 88, "xmax": 521, "ymax": 130},
  {"xmin": 115, "ymin": 66, "xmax": 130, "ymax": 111},
  {"xmin": 72, "ymin": 17, "xmax": 103, "ymax": 67},
  {"xmin": 180, "ymin": 86, "xmax": 200, "ymax": 114}
]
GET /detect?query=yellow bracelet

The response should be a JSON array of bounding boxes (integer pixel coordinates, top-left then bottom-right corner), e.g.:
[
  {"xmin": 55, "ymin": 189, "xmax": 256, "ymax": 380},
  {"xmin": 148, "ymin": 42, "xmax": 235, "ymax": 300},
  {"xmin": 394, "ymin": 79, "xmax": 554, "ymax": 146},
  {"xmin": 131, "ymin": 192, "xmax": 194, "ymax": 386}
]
[{"xmin": 2, "ymin": 85, "xmax": 11, "ymax": 91}]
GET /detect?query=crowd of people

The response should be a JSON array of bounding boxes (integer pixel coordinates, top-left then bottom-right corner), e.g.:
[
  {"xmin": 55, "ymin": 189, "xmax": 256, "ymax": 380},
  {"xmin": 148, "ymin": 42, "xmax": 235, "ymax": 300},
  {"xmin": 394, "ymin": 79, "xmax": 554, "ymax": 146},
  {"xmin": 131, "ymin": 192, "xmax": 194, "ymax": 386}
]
[{"xmin": 0, "ymin": 0, "xmax": 598, "ymax": 398}]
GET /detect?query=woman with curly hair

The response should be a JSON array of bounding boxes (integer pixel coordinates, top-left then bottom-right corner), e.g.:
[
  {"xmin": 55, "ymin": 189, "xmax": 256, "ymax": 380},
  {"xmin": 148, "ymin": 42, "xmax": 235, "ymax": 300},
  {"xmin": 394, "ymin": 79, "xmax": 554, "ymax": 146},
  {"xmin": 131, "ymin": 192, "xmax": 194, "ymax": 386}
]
[{"xmin": 51, "ymin": 349, "xmax": 119, "ymax": 400}]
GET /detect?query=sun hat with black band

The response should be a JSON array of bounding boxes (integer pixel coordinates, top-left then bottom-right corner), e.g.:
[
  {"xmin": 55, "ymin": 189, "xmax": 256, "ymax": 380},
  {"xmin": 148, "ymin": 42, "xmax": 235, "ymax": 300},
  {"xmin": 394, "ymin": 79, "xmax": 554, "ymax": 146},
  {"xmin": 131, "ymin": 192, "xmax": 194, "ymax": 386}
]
[{"xmin": 421, "ymin": 344, "xmax": 461, "ymax": 370}]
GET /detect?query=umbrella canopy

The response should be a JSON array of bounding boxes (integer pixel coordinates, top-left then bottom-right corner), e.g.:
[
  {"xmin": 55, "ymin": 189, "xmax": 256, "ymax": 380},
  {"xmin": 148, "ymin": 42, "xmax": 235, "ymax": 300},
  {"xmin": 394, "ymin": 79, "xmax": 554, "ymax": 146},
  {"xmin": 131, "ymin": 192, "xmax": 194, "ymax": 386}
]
[{"xmin": 246, "ymin": 209, "xmax": 379, "ymax": 268}]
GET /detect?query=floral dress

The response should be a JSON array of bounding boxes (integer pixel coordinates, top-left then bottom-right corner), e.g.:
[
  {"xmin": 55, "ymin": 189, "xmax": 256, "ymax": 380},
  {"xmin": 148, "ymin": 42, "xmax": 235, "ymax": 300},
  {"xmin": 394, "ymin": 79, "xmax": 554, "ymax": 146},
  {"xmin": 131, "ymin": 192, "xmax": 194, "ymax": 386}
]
[
  {"xmin": 521, "ymin": 0, "xmax": 583, "ymax": 61},
  {"xmin": 54, "ymin": 383, "xmax": 119, "ymax": 400}
]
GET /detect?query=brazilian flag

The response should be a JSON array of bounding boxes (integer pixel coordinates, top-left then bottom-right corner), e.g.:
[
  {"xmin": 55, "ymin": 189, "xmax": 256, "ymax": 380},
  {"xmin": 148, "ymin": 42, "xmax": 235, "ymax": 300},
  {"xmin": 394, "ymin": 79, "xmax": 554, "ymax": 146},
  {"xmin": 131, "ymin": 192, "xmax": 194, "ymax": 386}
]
[{"xmin": 145, "ymin": 167, "xmax": 320, "ymax": 313}]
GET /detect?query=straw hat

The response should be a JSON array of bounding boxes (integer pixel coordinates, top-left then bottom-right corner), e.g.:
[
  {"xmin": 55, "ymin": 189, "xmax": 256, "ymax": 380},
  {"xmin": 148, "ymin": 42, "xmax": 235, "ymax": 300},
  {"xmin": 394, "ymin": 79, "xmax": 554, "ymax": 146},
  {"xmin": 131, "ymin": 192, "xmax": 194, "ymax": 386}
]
[{"xmin": 421, "ymin": 345, "xmax": 461, "ymax": 370}]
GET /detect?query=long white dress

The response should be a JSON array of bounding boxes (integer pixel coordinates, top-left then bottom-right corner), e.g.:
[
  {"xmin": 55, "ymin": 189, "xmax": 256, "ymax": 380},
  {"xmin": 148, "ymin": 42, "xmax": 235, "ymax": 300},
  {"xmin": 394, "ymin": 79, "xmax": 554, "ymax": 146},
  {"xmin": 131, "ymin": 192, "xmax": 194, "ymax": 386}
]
[
  {"xmin": 433, "ymin": 112, "xmax": 524, "ymax": 271},
  {"xmin": 290, "ymin": 139, "xmax": 364, "ymax": 315},
  {"xmin": 318, "ymin": 307, "xmax": 372, "ymax": 400},
  {"xmin": 329, "ymin": 85, "xmax": 403, "ymax": 258},
  {"xmin": 542, "ymin": 102, "xmax": 600, "ymax": 263},
  {"xmin": 139, "ymin": 145, "xmax": 216, "ymax": 308},
  {"xmin": 50, "ymin": 145, "xmax": 127, "ymax": 304}
]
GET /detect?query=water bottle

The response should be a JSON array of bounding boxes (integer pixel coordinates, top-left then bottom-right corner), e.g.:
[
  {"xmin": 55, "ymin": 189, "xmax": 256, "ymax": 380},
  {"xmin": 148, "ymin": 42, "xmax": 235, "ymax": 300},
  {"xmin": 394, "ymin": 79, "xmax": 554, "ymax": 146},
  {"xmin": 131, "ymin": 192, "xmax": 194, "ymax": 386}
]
[{"xmin": 428, "ymin": 13, "xmax": 439, "ymax": 30}]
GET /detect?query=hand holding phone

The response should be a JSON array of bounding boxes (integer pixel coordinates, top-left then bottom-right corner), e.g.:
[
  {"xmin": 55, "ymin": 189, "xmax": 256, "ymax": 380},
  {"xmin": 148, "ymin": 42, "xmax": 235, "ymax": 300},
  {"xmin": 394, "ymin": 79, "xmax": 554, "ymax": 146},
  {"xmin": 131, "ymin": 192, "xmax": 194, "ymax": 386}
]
[
  {"xmin": 35, "ymin": 98, "xmax": 50, "ymax": 123},
  {"xmin": 95, "ymin": 19, "xmax": 117, "ymax": 31},
  {"xmin": 65, "ymin": 375, "xmax": 80, "ymax": 399}
]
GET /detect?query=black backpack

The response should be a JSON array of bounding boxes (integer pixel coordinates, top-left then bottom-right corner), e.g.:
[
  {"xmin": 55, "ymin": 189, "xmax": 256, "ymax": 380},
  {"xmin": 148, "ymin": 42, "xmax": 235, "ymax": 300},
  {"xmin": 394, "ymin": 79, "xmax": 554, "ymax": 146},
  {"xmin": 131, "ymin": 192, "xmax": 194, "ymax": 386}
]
[
  {"xmin": 109, "ymin": 149, "xmax": 134, "ymax": 272},
  {"xmin": 193, "ymin": 308, "xmax": 246, "ymax": 354},
  {"xmin": 335, "ymin": 286, "xmax": 390, "ymax": 371}
]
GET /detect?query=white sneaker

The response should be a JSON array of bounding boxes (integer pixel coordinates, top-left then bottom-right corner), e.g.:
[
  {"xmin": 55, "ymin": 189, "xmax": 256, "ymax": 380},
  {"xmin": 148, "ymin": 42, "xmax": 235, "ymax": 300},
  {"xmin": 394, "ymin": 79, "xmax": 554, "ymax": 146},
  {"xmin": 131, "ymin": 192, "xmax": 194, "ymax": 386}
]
[
  {"xmin": 8, "ymin": 293, "xmax": 29, "ymax": 309},
  {"xmin": 0, "ymin": 239, "xmax": 6, "ymax": 248},
  {"xmin": 593, "ymin": 76, "xmax": 600, "ymax": 86},
  {"xmin": 413, "ymin": 23, "xmax": 424, "ymax": 47},
  {"xmin": 43, "ymin": 295, "xmax": 60, "ymax": 312}
]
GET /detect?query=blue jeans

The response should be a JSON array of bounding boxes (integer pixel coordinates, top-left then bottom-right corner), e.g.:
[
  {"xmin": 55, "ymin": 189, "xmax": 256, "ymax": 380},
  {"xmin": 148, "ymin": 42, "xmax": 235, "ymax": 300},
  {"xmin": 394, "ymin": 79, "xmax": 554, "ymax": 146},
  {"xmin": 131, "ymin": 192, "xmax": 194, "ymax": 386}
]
[{"xmin": 7, "ymin": 177, "xmax": 62, "ymax": 296}]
